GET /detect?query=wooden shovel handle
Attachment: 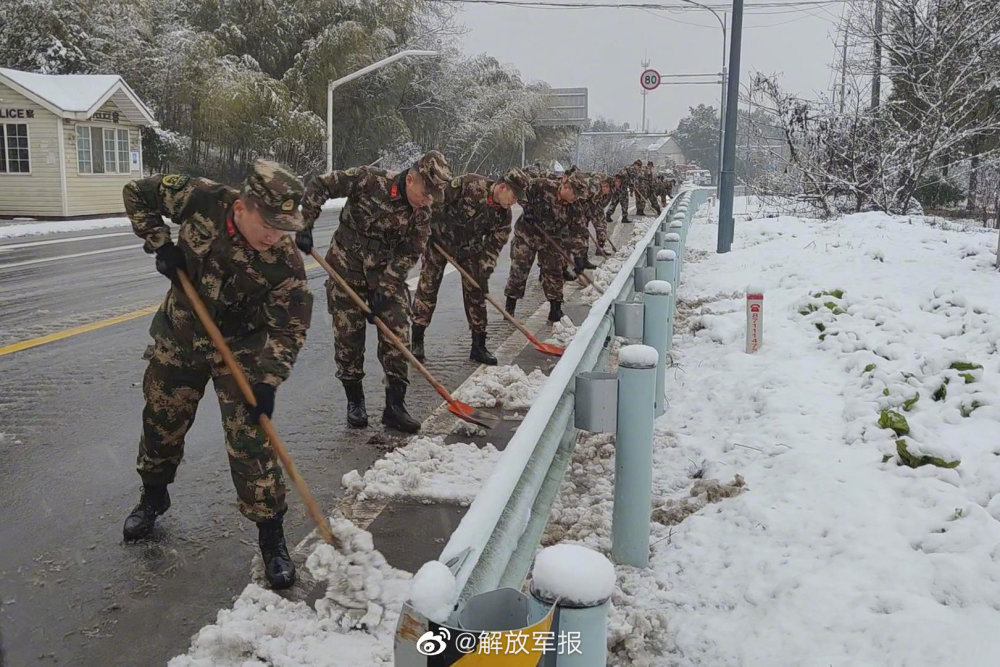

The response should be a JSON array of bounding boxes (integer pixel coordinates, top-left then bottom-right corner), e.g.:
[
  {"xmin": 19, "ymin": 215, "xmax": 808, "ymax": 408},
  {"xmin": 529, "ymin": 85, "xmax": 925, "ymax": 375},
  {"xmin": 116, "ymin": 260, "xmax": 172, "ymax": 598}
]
[
  {"xmin": 431, "ymin": 243, "xmax": 545, "ymax": 346},
  {"xmin": 308, "ymin": 250, "xmax": 456, "ymax": 403},
  {"xmin": 176, "ymin": 270, "xmax": 338, "ymax": 548}
]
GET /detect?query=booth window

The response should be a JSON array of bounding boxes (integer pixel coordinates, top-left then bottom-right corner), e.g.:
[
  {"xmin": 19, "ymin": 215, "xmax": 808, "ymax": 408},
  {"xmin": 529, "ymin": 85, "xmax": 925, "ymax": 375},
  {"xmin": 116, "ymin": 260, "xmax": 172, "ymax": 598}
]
[
  {"xmin": 0, "ymin": 124, "xmax": 30, "ymax": 173},
  {"xmin": 78, "ymin": 125, "xmax": 131, "ymax": 174}
]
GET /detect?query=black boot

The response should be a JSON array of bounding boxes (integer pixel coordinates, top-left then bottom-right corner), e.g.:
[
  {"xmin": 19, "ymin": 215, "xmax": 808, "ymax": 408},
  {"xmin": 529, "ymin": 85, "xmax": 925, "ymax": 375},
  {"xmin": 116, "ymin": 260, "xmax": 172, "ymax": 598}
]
[
  {"xmin": 622, "ymin": 216, "xmax": 632, "ymax": 223},
  {"xmin": 123, "ymin": 485, "xmax": 170, "ymax": 541},
  {"xmin": 410, "ymin": 324, "xmax": 426, "ymax": 361},
  {"xmin": 470, "ymin": 332, "xmax": 498, "ymax": 365},
  {"xmin": 343, "ymin": 380, "xmax": 368, "ymax": 428},
  {"xmin": 583, "ymin": 252, "xmax": 598, "ymax": 270},
  {"xmin": 505, "ymin": 297, "xmax": 518, "ymax": 317},
  {"xmin": 548, "ymin": 300, "xmax": 564, "ymax": 322},
  {"xmin": 382, "ymin": 381, "xmax": 421, "ymax": 433},
  {"xmin": 258, "ymin": 515, "xmax": 295, "ymax": 590}
]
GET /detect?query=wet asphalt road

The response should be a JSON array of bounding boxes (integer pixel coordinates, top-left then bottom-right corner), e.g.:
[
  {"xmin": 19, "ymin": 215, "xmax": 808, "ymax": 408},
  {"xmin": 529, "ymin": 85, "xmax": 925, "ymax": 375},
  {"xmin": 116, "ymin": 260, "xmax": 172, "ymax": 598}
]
[{"xmin": 0, "ymin": 205, "xmax": 548, "ymax": 666}]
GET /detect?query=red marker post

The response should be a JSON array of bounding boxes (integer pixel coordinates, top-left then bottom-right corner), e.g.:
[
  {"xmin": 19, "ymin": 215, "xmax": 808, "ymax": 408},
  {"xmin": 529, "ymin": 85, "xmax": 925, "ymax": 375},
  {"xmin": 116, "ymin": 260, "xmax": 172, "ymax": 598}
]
[{"xmin": 746, "ymin": 287, "xmax": 763, "ymax": 353}]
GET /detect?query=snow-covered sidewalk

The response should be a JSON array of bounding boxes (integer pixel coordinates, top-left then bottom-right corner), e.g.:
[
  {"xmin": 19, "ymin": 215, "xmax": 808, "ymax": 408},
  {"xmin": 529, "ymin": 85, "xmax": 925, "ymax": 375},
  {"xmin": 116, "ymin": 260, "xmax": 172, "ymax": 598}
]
[{"xmin": 0, "ymin": 216, "xmax": 132, "ymax": 240}]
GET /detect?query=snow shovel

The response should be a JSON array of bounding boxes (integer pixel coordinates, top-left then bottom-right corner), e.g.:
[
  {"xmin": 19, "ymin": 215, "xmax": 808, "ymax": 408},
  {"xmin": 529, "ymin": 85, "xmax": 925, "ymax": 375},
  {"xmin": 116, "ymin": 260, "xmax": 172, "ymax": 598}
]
[
  {"xmin": 432, "ymin": 243, "xmax": 564, "ymax": 357},
  {"xmin": 309, "ymin": 250, "xmax": 499, "ymax": 430},
  {"xmin": 529, "ymin": 222, "xmax": 606, "ymax": 296},
  {"xmin": 175, "ymin": 270, "xmax": 341, "ymax": 549}
]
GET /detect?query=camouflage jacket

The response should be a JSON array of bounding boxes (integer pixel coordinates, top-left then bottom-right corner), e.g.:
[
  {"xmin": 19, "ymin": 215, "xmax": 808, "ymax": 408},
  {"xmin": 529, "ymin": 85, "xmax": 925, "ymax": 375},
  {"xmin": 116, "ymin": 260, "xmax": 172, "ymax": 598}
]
[
  {"xmin": 430, "ymin": 174, "xmax": 512, "ymax": 267},
  {"xmin": 302, "ymin": 167, "xmax": 431, "ymax": 282},
  {"xmin": 516, "ymin": 178, "xmax": 587, "ymax": 258},
  {"xmin": 123, "ymin": 174, "xmax": 313, "ymax": 386}
]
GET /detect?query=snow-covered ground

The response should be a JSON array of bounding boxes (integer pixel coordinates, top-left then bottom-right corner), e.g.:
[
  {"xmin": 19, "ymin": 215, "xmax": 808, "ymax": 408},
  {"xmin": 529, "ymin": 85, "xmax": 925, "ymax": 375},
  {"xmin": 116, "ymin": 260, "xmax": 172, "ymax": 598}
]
[
  {"xmin": 546, "ymin": 208, "xmax": 1000, "ymax": 665},
  {"xmin": 171, "ymin": 204, "xmax": 1000, "ymax": 666},
  {"xmin": 0, "ymin": 198, "xmax": 347, "ymax": 241},
  {"xmin": 0, "ymin": 216, "xmax": 132, "ymax": 239}
]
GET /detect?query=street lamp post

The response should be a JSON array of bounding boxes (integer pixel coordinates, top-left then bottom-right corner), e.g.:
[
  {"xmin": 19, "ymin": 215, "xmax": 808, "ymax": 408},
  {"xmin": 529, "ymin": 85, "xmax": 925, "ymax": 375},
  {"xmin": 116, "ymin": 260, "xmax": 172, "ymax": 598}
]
[
  {"xmin": 679, "ymin": 0, "xmax": 727, "ymax": 195},
  {"xmin": 326, "ymin": 49, "xmax": 439, "ymax": 173}
]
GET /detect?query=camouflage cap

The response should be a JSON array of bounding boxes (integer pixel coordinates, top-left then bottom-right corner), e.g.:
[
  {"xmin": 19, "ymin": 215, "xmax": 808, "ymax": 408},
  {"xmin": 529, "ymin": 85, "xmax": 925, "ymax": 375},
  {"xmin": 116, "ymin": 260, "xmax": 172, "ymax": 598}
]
[
  {"xmin": 413, "ymin": 150, "xmax": 452, "ymax": 203},
  {"xmin": 241, "ymin": 158, "xmax": 305, "ymax": 231},
  {"xmin": 562, "ymin": 170, "xmax": 590, "ymax": 198},
  {"xmin": 501, "ymin": 167, "xmax": 531, "ymax": 200}
]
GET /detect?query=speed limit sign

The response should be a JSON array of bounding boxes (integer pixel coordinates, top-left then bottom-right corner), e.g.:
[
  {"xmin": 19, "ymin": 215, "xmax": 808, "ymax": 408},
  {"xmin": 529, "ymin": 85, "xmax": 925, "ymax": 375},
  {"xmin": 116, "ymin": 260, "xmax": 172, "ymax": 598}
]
[{"xmin": 640, "ymin": 69, "xmax": 661, "ymax": 91}]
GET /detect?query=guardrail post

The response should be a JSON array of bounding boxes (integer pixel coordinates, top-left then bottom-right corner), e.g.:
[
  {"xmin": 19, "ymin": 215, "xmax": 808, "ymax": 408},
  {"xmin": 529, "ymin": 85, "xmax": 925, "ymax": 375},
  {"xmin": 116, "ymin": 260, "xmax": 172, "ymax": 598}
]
[
  {"xmin": 529, "ymin": 544, "xmax": 613, "ymax": 666},
  {"xmin": 612, "ymin": 344, "xmax": 657, "ymax": 568},
  {"xmin": 663, "ymin": 232, "xmax": 681, "ymax": 284},
  {"xmin": 642, "ymin": 281, "xmax": 671, "ymax": 417},
  {"xmin": 669, "ymin": 219, "xmax": 686, "ymax": 274}
]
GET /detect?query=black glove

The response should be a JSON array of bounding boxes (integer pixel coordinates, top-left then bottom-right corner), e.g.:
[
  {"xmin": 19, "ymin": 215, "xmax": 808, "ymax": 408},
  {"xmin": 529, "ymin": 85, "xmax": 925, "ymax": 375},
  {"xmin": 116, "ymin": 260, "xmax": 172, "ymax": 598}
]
[
  {"xmin": 366, "ymin": 287, "xmax": 383, "ymax": 324},
  {"xmin": 249, "ymin": 383, "xmax": 276, "ymax": 424},
  {"xmin": 154, "ymin": 242, "xmax": 186, "ymax": 284},
  {"xmin": 295, "ymin": 228, "xmax": 313, "ymax": 254},
  {"xmin": 573, "ymin": 256, "xmax": 587, "ymax": 274}
]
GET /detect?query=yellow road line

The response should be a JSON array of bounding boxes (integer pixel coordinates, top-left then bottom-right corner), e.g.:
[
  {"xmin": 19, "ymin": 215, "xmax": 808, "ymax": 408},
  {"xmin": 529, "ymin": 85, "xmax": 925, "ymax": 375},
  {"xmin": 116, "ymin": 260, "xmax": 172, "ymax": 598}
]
[
  {"xmin": 0, "ymin": 261, "xmax": 326, "ymax": 358},
  {"xmin": 0, "ymin": 304, "xmax": 161, "ymax": 358}
]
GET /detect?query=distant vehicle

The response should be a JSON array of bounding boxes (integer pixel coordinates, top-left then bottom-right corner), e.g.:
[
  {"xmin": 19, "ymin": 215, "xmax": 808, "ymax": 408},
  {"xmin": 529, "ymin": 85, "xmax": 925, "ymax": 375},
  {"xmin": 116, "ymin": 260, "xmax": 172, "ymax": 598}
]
[{"xmin": 687, "ymin": 169, "xmax": 712, "ymax": 186}]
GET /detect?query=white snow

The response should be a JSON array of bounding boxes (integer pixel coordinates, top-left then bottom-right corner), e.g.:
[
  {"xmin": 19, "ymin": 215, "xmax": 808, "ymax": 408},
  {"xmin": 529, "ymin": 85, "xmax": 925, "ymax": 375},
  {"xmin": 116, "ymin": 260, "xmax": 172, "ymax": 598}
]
[
  {"xmin": 545, "ymin": 317, "xmax": 578, "ymax": 346},
  {"xmin": 543, "ymin": 206, "xmax": 1000, "ymax": 666},
  {"xmin": 169, "ymin": 518, "xmax": 412, "ymax": 666},
  {"xmin": 664, "ymin": 232, "xmax": 681, "ymax": 242},
  {"xmin": 643, "ymin": 279, "xmax": 672, "ymax": 296},
  {"xmin": 409, "ymin": 561, "xmax": 458, "ymax": 623},
  {"xmin": 531, "ymin": 543, "xmax": 615, "ymax": 606},
  {"xmin": 0, "ymin": 216, "xmax": 132, "ymax": 239},
  {"xmin": 453, "ymin": 364, "xmax": 549, "ymax": 410},
  {"xmin": 619, "ymin": 344, "xmax": 658, "ymax": 368},
  {"xmin": 322, "ymin": 197, "xmax": 348, "ymax": 210},
  {"xmin": 341, "ymin": 435, "xmax": 500, "ymax": 504},
  {"xmin": 0, "ymin": 67, "xmax": 121, "ymax": 112},
  {"xmin": 656, "ymin": 249, "xmax": 676, "ymax": 261}
]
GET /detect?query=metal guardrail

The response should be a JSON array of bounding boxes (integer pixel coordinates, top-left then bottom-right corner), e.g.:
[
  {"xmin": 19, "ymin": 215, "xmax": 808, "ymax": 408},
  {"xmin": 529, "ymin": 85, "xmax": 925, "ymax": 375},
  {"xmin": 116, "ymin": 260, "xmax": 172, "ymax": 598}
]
[{"xmin": 440, "ymin": 187, "xmax": 710, "ymax": 620}]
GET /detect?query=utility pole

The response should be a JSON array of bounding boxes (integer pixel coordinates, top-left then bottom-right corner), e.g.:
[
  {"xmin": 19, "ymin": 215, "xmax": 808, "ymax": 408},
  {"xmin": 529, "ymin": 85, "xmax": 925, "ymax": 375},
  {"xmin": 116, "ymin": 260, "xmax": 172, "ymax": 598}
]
[
  {"xmin": 718, "ymin": 0, "xmax": 744, "ymax": 253},
  {"xmin": 871, "ymin": 0, "xmax": 883, "ymax": 109}
]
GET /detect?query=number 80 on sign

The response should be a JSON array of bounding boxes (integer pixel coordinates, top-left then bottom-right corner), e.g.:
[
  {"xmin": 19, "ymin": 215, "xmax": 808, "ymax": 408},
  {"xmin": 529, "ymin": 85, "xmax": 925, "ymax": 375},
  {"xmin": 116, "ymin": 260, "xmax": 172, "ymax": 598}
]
[{"xmin": 640, "ymin": 69, "xmax": 661, "ymax": 91}]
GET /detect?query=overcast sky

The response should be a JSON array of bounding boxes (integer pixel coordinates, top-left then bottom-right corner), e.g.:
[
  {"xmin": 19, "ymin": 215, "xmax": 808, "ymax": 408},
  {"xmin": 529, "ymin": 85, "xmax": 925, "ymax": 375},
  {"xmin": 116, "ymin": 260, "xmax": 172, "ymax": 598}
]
[{"xmin": 455, "ymin": 1, "xmax": 846, "ymax": 132}]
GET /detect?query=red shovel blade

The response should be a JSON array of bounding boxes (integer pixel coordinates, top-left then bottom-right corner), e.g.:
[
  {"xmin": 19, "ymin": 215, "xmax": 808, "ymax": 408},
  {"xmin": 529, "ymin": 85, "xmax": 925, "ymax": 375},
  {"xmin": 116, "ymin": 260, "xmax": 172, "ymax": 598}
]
[
  {"xmin": 446, "ymin": 398, "xmax": 500, "ymax": 430},
  {"xmin": 532, "ymin": 340, "xmax": 565, "ymax": 357}
]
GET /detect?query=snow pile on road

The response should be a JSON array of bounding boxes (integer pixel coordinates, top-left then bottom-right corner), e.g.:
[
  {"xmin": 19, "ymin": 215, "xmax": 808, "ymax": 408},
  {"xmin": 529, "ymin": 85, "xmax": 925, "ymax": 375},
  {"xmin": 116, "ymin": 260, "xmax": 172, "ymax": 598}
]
[
  {"xmin": 341, "ymin": 435, "xmax": 500, "ymax": 504},
  {"xmin": 453, "ymin": 364, "xmax": 549, "ymax": 410},
  {"xmin": 540, "ymin": 209, "xmax": 1000, "ymax": 665},
  {"xmin": 170, "ymin": 518, "xmax": 409, "ymax": 666},
  {"xmin": 545, "ymin": 317, "xmax": 577, "ymax": 346},
  {"xmin": 585, "ymin": 216, "xmax": 660, "ymax": 298}
]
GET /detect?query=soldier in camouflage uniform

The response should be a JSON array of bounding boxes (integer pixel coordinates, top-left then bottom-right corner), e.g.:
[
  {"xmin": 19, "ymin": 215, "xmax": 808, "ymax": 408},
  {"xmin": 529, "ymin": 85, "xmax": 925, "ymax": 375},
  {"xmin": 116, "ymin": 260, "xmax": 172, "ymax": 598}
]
[
  {"xmin": 504, "ymin": 171, "xmax": 589, "ymax": 322},
  {"xmin": 590, "ymin": 174, "xmax": 615, "ymax": 256},
  {"xmin": 605, "ymin": 170, "xmax": 631, "ymax": 223},
  {"xmin": 629, "ymin": 160, "xmax": 651, "ymax": 216},
  {"xmin": 121, "ymin": 159, "xmax": 313, "ymax": 590},
  {"xmin": 411, "ymin": 168, "xmax": 530, "ymax": 366},
  {"xmin": 298, "ymin": 151, "xmax": 451, "ymax": 434},
  {"xmin": 644, "ymin": 161, "xmax": 662, "ymax": 215}
]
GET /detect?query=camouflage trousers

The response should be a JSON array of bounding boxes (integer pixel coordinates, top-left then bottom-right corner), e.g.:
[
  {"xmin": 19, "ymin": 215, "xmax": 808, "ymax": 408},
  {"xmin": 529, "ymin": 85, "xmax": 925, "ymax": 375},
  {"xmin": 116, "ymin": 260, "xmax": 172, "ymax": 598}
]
[
  {"xmin": 412, "ymin": 245, "xmax": 489, "ymax": 334},
  {"xmin": 325, "ymin": 238, "xmax": 410, "ymax": 386},
  {"xmin": 607, "ymin": 189, "xmax": 629, "ymax": 220},
  {"xmin": 137, "ymin": 336, "xmax": 286, "ymax": 522},
  {"xmin": 504, "ymin": 229, "xmax": 564, "ymax": 302},
  {"xmin": 635, "ymin": 187, "xmax": 660, "ymax": 215},
  {"xmin": 591, "ymin": 214, "xmax": 609, "ymax": 248}
]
